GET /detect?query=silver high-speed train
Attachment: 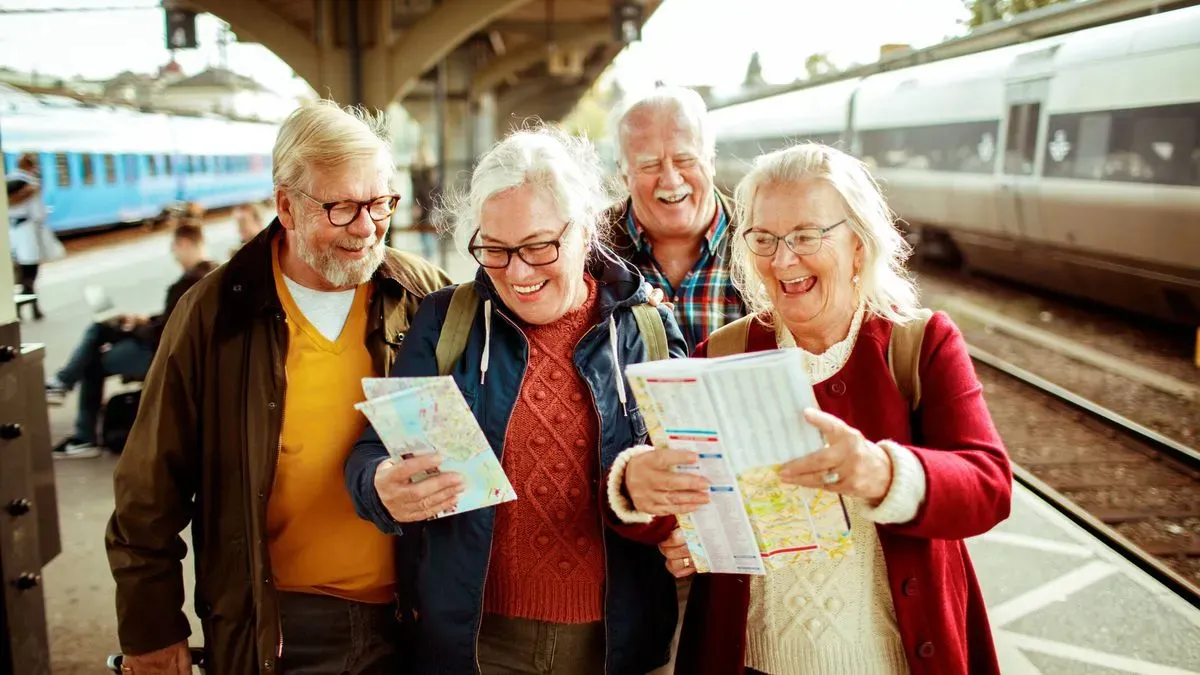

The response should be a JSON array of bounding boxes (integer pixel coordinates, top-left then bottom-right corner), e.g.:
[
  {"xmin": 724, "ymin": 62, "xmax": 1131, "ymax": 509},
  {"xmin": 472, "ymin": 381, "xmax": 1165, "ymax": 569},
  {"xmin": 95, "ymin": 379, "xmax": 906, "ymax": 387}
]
[{"xmin": 709, "ymin": 6, "xmax": 1200, "ymax": 324}]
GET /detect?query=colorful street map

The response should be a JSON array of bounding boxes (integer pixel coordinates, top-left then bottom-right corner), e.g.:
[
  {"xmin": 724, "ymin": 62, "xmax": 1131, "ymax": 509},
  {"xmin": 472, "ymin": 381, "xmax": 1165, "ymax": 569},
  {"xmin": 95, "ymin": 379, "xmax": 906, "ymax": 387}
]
[
  {"xmin": 626, "ymin": 350, "xmax": 854, "ymax": 574},
  {"xmin": 356, "ymin": 377, "xmax": 517, "ymax": 518}
]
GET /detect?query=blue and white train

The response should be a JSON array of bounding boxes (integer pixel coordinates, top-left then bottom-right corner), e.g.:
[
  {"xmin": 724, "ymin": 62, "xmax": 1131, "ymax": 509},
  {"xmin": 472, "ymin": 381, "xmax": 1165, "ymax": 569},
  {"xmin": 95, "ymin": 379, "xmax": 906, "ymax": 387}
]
[
  {"xmin": 709, "ymin": 6, "xmax": 1200, "ymax": 325},
  {"xmin": 2, "ymin": 85, "xmax": 277, "ymax": 235}
]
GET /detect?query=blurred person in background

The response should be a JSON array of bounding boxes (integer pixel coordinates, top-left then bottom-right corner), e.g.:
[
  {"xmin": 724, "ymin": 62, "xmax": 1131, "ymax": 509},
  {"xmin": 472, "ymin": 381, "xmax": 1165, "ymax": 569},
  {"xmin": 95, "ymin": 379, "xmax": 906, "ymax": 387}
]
[
  {"xmin": 8, "ymin": 152, "xmax": 52, "ymax": 320},
  {"xmin": 408, "ymin": 160, "xmax": 441, "ymax": 263},
  {"xmin": 45, "ymin": 223, "xmax": 215, "ymax": 458},
  {"xmin": 230, "ymin": 203, "xmax": 267, "ymax": 258},
  {"xmin": 105, "ymin": 99, "xmax": 450, "ymax": 675},
  {"xmin": 614, "ymin": 143, "xmax": 1012, "ymax": 675}
]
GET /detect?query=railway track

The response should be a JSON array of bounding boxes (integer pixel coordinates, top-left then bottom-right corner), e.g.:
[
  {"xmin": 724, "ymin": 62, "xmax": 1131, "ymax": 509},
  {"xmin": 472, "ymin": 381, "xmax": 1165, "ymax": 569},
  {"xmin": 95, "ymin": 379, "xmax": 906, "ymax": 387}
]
[{"xmin": 969, "ymin": 345, "xmax": 1200, "ymax": 609}]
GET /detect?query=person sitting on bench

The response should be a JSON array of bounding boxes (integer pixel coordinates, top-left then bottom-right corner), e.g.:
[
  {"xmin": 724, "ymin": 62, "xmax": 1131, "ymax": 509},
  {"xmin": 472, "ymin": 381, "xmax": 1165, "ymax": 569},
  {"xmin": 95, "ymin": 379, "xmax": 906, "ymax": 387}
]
[{"xmin": 46, "ymin": 223, "xmax": 216, "ymax": 458}]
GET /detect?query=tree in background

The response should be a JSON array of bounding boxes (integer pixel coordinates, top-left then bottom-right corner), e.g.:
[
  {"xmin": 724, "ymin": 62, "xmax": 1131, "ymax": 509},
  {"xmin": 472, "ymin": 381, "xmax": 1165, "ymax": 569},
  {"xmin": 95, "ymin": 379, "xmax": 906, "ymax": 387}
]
[
  {"xmin": 964, "ymin": 0, "xmax": 1071, "ymax": 27},
  {"xmin": 743, "ymin": 52, "xmax": 765, "ymax": 88},
  {"xmin": 804, "ymin": 53, "xmax": 835, "ymax": 79}
]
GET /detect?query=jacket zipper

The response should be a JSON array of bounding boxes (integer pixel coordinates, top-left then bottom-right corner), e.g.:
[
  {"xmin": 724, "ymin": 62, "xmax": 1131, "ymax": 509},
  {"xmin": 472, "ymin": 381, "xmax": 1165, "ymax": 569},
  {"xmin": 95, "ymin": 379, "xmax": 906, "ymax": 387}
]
[
  {"xmin": 269, "ymin": 312, "xmax": 289, "ymax": 665},
  {"xmin": 472, "ymin": 309, "xmax": 529, "ymax": 674},
  {"xmin": 572, "ymin": 322, "xmax": 613, "ymax": 675}
]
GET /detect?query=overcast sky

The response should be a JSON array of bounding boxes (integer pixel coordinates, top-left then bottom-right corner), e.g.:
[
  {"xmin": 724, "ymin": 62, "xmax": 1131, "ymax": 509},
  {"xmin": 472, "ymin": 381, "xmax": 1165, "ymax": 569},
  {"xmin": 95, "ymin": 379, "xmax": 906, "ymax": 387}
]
[{"xmin": 0, "ymin": 0, "xmax": 969, "ymax": 99}]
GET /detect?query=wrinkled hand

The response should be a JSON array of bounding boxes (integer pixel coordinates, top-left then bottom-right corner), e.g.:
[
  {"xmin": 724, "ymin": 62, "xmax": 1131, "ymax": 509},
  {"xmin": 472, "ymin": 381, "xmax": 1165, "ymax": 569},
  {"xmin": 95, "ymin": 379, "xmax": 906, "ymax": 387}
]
[
  {"xmin": 625, "ymin": 449, "xmax": 710, "ymax": 516},
  {"xmin": 120, "ymin": 640, "xmax": 191, "ymax": 674},
  {"xmin": 779, "ymin": 409, "xmax": 893, "ymax": 504},
  {"xmin": 658, "ymin": 528, "xmax": 696, "ymax": 578},
  {"xmin": 374, "ymin": 454, "xmax": 464, "ymax": 522}
]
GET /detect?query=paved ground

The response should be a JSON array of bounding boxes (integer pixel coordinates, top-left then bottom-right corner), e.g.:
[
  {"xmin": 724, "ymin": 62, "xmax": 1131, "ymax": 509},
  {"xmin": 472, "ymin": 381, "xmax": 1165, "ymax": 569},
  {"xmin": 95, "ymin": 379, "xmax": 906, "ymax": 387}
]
[{"xmin": 14, "ymin": 221, "xmax": 1200, "ymax": 673}]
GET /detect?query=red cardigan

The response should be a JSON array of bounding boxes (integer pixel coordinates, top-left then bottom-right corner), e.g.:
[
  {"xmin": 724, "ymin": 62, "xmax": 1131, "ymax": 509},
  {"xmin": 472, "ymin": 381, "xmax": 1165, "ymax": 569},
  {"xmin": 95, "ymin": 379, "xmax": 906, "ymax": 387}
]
[{"xmin": 674, "ymin": 311, "xmax": 1012, "ymax": 675}]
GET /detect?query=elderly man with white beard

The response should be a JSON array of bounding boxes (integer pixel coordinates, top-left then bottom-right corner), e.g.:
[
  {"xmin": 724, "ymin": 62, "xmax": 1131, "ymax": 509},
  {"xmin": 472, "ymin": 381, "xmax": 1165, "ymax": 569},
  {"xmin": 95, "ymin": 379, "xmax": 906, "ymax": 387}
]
[
  {"xmin": 606, "ymin": 86, "xmax": 746, "ymax": 352},
  {"xmin": 105, "ymin": 100, "xmax": 450, "ymax": 675}
]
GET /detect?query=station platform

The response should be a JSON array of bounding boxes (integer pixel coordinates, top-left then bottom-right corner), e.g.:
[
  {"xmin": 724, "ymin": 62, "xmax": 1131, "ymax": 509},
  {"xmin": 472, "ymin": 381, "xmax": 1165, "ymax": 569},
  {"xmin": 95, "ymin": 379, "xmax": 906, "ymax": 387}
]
[
  {"xmin": 970, "ymin": 486, "xmax": 1200, "ymax": 674},
  {"xmin": 15, "ymin": 216, "xmax": 1200, "ymax": 674}
]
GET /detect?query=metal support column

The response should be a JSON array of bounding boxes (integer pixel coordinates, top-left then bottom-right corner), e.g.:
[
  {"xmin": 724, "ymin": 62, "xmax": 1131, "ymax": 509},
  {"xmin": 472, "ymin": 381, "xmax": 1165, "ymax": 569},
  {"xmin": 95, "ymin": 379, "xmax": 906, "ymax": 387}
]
[
  {"xmin": 435, "ymin": 58, "xmax": 450, "ymax": 269},
  {"xmin": 347, "ymin": 0, "xmax": 364, "ymax": 106}
]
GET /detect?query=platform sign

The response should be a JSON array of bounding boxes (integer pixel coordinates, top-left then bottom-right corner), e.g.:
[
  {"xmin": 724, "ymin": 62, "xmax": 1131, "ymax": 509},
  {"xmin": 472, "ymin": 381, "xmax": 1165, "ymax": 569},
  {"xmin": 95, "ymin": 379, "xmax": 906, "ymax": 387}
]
[
  {"xmin": 612, "ymin": 1, "xmax": 643, "ymax": 44},
  {"xmin": 165, "ymin": 9, "xmax": 198, "ymax": 50}
]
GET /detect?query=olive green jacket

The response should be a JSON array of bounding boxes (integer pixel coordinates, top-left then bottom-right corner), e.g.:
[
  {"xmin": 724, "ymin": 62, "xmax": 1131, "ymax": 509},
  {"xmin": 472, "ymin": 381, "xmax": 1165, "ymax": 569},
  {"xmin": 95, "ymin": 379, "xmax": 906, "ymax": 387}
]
[{"xmin": 105, "ymin": 220, "xmax": 450, "ymax": 673}]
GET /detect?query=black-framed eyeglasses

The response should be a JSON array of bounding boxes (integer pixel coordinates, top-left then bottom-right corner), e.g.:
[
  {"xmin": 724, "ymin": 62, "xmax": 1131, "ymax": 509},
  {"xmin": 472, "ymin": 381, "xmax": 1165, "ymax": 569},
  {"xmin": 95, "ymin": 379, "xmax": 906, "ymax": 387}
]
[
  {"xmin": 468, "ymin": 221, "xmax": 573, "ymax": 269},
  {"xmin": 295, "ymin": 189, "xmax": 402, "ymax": 226},
  {"xmin": 742, "ymin": 219, "xmax": 846, "ymax": 257}
]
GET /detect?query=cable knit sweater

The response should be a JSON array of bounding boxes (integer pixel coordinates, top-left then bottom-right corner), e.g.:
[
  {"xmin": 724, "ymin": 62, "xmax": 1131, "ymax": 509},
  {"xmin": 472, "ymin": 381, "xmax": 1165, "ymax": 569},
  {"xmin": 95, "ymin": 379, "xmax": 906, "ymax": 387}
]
[
  {"xmin": 743, "ymin": 310, "xmax": 913, "ymax": 675},
  {"xmin": 482, "ymin": 275, "xmax": 606, "ymax": 624}
]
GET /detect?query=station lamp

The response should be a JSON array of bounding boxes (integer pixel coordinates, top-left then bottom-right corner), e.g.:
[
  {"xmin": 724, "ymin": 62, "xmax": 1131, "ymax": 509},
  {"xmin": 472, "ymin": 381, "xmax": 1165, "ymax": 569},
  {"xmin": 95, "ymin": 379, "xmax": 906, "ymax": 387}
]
[{"xmin": 611, "ymin": 1, "xmax": 644, "ymax": 45}]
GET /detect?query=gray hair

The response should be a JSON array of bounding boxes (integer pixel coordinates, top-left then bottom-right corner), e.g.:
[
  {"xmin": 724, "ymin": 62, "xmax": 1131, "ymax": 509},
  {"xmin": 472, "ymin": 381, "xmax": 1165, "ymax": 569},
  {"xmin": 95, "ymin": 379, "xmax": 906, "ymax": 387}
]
[
  {"xmin": 730, "ymin": 142, "xmax": 921, "ymax": 324},
  {"xmin": 272, "ymin": 99, "xmax": 392, "ymax": 193},
  {"xmin": 614, "ymin": 86, "xmax": 715, "ymax": 170},
  {"xmin": 439, "ymin": 124, "xmax": 618, "ymax": 256}
]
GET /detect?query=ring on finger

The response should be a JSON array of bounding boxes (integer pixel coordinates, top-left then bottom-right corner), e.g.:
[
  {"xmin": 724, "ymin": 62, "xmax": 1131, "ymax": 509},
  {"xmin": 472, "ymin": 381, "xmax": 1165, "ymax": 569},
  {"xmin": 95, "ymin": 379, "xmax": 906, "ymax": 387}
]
[
  {"xmin": 822, "ymin": 470, "xmax": 841, "ymax": 485},
  {"xmin": 680, "ymin": 557, "xmax": 691, "ymax": 568}
]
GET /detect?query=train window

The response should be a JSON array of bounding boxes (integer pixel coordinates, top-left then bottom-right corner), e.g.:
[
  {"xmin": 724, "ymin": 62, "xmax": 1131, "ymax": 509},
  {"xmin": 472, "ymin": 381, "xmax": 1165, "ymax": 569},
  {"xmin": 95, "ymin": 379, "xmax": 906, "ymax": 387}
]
[
  {"xmin": 55, "ymin": 153, "xmax": 70, "ymax": 187},
  {"xmin": 1003, "ymin": 103, "xmax": 1040, "ymax": 176},
  {"xmin": 124, "ymin": 154, "xmax": 138, "ymax": 183},
  {"xmin": 1043, "ymin": 102, "xmax": 1200, "ymax": 186},
  {"xmin": 717, "ymin": 133, "xmax": 845, "ymax": 164},
  {"xmin": 103, "ymin": 154, "xmax": 117, "ymax": 184},
  {"xmin": 859, "ymin": 121, "xmax": 998, "ymax": 174},
  {"xmin": 187, "ymin": 156, "xmax": 196, "ymax": 174},
  {"xmin": 82, "ymin": 154, "xmax": 95, "ymax": 186},
  {"xmin": 147, "ymin": 155, "xmax": 159, "ymax": 178}
]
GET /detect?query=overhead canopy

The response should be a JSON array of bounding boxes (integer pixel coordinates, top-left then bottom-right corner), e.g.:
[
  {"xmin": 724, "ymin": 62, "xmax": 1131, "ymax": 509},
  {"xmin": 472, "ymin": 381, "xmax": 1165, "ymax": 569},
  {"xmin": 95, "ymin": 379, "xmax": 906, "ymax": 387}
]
[{"xmin": 184, "ymin": 0, "xmax": 661, "ymax": 120}]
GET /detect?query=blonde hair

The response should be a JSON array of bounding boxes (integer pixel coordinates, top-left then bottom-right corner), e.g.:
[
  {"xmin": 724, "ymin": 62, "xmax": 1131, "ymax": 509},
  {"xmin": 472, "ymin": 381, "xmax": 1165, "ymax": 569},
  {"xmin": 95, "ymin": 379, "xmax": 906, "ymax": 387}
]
[
  {"xmin": 731, "ymin": 142, "xmax": 921, "ymax": 324},
  {"xmin": 272, "ymin": 99, "xmax": 392, "ymax": 192},
  {"xmin": 438, "ymin": 123, "xmax": 619, "ymax": 256}
]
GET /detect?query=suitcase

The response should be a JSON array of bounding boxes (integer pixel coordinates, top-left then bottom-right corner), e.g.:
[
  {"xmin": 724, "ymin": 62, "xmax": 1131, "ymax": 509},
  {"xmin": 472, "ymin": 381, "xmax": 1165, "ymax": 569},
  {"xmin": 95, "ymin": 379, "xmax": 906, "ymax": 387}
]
[{"xmin": 101, "ymin": 390, "xmax": 142, "ymax": 453}]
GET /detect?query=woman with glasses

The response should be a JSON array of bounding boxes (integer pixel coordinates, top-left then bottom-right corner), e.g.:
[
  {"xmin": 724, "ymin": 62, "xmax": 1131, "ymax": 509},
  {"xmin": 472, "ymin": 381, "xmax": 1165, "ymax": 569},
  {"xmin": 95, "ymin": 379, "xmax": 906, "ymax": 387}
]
[
  {"xmin": 345, "ymin": 126, "xmax": 689, "ymax": 674},
  {"xmin": 611, "ymin": 143, "xmax": 1011, "ymax": 674}
]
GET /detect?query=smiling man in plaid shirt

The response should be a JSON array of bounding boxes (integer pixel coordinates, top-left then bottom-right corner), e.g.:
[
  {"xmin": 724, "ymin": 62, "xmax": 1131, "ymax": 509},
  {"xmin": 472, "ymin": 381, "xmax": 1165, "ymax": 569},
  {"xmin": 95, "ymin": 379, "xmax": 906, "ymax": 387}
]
[{"xmin": 605, "ymin": 86, "xmax": 745, "ymax": 351}]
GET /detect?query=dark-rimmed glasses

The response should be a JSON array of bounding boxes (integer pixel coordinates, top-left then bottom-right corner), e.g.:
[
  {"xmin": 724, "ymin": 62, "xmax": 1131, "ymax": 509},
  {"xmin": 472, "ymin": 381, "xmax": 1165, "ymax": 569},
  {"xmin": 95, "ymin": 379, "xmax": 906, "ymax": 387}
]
[
  {"xmin": 742, "ymin": 220, "xmax": 846, "ymax": 257},
  {"xmin": 468, "ymin": 221, "xmax": 573, "ymax": 269},
  {"xmin": 295, "ymin": 189, "xmax": 401, "ymax": 226}
]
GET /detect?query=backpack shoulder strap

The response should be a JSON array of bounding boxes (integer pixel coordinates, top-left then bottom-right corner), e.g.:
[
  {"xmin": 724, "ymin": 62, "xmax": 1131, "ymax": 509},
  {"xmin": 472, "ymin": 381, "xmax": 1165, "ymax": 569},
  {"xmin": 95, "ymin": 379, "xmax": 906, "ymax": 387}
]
[
  {"xmin": 631, "ymin": 304, "xmax": 669, "ymax": 362},
  {"xmin": 706, "ymin": 314, "xmax": 756, "ymax": 357},
  {"xmin": 435, "ymin": 282, "xmax": 479, "ymax": 376},
  {"xmin": 887, "ymin": 308, "xmax": 934, "ymax": 412}
]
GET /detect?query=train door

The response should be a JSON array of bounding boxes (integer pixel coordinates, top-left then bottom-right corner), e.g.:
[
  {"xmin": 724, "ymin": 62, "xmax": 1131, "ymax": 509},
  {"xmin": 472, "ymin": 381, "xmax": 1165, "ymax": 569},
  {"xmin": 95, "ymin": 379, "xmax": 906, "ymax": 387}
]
[{"xmin": 996, "ymin": 79, "xmax": 1048, "ymax": 243}]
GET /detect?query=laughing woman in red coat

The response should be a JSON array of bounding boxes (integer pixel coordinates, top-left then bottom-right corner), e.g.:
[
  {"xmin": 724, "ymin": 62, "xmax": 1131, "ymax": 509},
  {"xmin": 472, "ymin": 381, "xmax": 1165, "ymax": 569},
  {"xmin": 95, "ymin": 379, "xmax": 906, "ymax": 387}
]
[{"xmin": 608, "ymin": 142, "xmax": 1012, "ymax": 675}]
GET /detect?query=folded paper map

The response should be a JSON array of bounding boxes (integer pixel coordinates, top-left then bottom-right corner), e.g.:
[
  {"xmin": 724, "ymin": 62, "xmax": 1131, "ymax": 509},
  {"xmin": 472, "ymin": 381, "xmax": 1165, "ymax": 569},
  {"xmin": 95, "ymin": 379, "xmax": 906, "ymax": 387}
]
[
  {"xmin": 626, "ymin": 349, "xmax": 852, "ymax": 575},
  {"xmin": 356, "ymin": 377, "xmax": 517, "ymax": 518}
]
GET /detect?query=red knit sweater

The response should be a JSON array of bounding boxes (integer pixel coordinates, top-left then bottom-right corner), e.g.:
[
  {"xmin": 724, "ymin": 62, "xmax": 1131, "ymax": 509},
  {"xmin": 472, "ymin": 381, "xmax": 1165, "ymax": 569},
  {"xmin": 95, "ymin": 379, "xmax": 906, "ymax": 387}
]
[{"xmin": 483, "ymin": 276, "xmax": 606, "ymax": 623}]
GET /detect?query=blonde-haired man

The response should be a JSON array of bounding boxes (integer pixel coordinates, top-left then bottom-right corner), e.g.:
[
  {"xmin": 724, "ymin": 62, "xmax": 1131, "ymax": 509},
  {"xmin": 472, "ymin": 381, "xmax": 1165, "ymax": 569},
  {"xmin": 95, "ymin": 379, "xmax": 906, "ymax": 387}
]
[{"xmin": 105, "ymin": 100, "xmax": 451, "ymax": 674}]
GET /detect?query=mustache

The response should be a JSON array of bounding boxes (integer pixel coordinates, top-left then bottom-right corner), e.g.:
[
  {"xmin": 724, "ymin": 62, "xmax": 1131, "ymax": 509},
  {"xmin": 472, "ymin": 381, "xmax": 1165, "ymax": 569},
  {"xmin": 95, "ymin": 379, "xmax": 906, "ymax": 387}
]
[
  {"xmin": 335, "ymin": 236, "xmax": 379, "ymax": 251},
  {"xmin": 654, "ymin": 186, "xmax": 692, "ymax": 200}
]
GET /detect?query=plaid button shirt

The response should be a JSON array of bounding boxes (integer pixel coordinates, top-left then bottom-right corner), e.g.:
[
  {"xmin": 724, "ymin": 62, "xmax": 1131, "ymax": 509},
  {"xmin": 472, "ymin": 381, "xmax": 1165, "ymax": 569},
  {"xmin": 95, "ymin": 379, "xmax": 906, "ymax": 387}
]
[{"xmin": 606, "ymin": 194, "xmax": 746, "ymax": 351}]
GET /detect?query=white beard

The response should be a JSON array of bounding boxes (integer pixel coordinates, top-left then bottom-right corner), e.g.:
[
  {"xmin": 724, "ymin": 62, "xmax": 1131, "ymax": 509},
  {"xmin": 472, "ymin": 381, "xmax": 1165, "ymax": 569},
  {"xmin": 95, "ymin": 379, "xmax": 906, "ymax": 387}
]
[{"xmin": 294, "ymin": 224, "xmax": 385, "ymax": 288}]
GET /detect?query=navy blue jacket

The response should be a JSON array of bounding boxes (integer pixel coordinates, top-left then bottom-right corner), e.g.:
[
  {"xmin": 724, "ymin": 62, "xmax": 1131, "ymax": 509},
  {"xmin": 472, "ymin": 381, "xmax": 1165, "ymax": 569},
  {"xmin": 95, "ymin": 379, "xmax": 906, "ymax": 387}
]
[{"xmin": 346, "ymin": 250, "xmax": 688, "ymax": 674}]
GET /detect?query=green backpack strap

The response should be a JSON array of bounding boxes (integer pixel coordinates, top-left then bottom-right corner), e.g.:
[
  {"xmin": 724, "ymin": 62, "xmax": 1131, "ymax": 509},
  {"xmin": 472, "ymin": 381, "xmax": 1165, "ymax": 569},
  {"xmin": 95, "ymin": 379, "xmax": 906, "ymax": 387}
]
[
  {"xmin": 435, "ymin": 282, "xmax": 479, "ymax": 376},
  {"xmin": 887, "ymin": 308, "xmax": 934, "ymax": 411},
  {"xmin": 631, "ymin": 304, "xmax": 669, "ymax": 362},
  {"xmin": 705, "ymin": 314, "xmax": 756, "ymax": 357}
]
